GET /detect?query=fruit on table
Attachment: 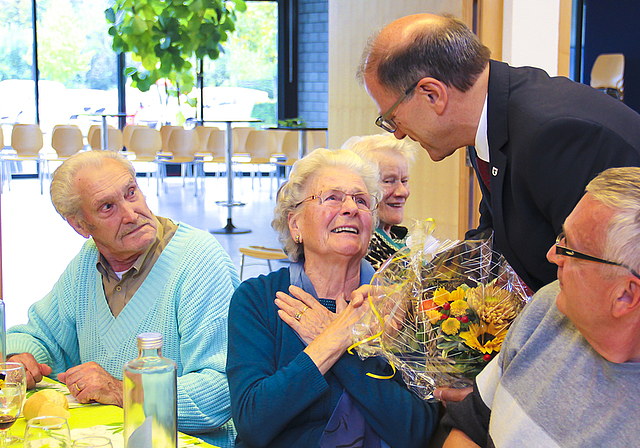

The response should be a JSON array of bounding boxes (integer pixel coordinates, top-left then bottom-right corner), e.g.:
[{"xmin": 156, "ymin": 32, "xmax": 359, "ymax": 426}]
[{"xmin": 23, "ymin": 389, "xmax": 70, "ymax": 421}]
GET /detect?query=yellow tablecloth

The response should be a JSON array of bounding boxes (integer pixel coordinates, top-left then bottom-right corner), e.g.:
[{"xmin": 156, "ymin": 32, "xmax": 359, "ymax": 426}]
[{"xmin": 9, "ymin": 378, "xmax": 217, "ymax": 447}]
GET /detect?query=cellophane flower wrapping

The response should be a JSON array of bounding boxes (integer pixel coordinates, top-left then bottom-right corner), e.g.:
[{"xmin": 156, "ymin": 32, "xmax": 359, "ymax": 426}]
[{"xmin": 352, "ymin": 228, "xmax": 531, "ymax": 401}]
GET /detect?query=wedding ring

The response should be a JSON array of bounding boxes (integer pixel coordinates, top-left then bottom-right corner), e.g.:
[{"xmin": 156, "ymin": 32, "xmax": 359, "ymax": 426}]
[
  {"xmin": 74, "ymin": 383, "xmax": 81, "ymax": 392},
  {"xmin": 295, "ymin": 305, "xmax": 309, "ymax": 321}
]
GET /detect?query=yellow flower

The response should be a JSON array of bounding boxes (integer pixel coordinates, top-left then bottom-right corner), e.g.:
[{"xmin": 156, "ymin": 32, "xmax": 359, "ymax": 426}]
[
  {"xmin": 441, "ymin": 317, "xmax": 461, "ymax": 335},
  {"xmin": 466, "ymin": 284, "xmax": 524, "ymax": 330},
  {"xmin": 432, "ymin": 287, "xmax": 451, "ymax": 306},
  {"xmin": 426, "ymin": 309, "xmax": 442, "ymax": 325},
  {"xmin": 459, "ymin": 321, "xmax": 507, "ymax": 354},
  {"xmin": 450, "ymin": 286, "xmax": 466, "ymax": 302},
  {"xmin": 450, "ymin": 299, "xmax": 469, "ymax": 317}
]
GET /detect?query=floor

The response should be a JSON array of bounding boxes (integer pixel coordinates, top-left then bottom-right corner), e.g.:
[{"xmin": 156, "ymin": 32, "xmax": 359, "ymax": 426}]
[{"xmin": 0, "ymin": 171, "xmax": 288, "ymax": 329}]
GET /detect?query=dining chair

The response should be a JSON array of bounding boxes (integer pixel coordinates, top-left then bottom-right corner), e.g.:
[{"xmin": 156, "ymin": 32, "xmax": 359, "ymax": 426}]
[
  {"xmin": 4, "ymin": 124, "xmax": 44, "ymax": 193},
  {"xmin": 270, "ymin": 130, "xmax": 299, "ymax": 198},
  {"xmin": 590, "ymin": 53, "xmax": 625, "ymax": 101},
  {"xmin": 305, "ymin": 130, "xmax": 328, "ymax": 154},
  {"xmin": 158, "ymin": 128, "xmax": 202, "ymax": 196},
  {"xmin": 159, "ymin": 125, "xmax": 183, "ymax": 153},
  {"xmin": 122, "ymin": 124, "xmax": 146, "ymax": 149},
  {"xmin": 198, "ymin": 126, "xmax": 226, "ymax": 178},
  {"xmin": 44, "ymin": 124, "xmax": 85, "ymax": 187},
  {"xmin": 239, "ymin": 245, "xmax": 288, "ymax": 280},
  {"xmin": 88, "ymin": 125, "xmax": 123, "ymax": 151},
  {"xmin": 241, "ymin": 129, "xmax": 277, "ymax": 189},
  {"xmin": 126, "ymin": 126, "xmax": 162, "ymax": 187}
]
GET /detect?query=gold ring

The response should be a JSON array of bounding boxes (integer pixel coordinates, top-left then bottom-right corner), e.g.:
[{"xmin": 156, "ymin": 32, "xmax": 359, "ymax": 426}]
[
  {"xmin": 295, "ymin": 306, "xmax": 309, "ymax": 321},
  {"xmin": 74, "ymin": 383, "xmax": 81, "ymax": 392}
]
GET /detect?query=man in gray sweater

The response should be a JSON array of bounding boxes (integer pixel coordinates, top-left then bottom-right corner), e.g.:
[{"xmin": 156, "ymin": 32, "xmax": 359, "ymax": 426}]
[{"xmin": 442, "ymin": 167, "xmax": 640, "ymax": 447}]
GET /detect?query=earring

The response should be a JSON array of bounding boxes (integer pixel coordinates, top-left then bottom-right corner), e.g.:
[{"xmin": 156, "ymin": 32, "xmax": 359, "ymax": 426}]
[{"xmin": 295, "ymin": 235, "xmax": 302, "ymax": 244}]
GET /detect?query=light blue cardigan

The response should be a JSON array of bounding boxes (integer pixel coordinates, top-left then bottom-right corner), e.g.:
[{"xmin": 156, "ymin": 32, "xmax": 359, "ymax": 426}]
[{"xmin": 7, "ymin": 222, "xmax": 239, "ymax": 447}]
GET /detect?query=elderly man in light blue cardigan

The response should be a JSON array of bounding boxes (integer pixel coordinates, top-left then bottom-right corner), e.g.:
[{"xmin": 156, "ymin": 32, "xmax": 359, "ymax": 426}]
[{"xmin": 6, "ymin": 150, "xmax": 239, "ymax": 447}]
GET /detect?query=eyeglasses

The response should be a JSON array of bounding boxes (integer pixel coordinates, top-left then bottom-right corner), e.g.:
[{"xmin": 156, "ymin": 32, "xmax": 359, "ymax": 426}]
[
  {"xmin": 295, "ymin": 189, "xmax": 378, "ymax": 212},
  {"xmin": 375, "ymin": 81, "xmax": 420, "ymax": 133},
  {"xmin": 555, "ymin": 231, "xmax": 640, "ymax": 279}
]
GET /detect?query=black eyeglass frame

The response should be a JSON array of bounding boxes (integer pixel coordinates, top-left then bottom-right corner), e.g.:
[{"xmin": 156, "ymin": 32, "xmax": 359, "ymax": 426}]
[
  {"xmin": 555, "ymin": 231, "xmax": 640, "ymax": 279},
  {"xmin": 375, "ymin": 81, "xmax": 420, "ymax": 133}
]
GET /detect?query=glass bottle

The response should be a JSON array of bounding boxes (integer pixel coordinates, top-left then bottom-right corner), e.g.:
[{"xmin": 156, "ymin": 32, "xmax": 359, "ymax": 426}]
[
  {"xmin": 123, "ymin": 332, "xmax": 177, "ymax": 448},
  {"xmin": 0, "ymin": 299, "xmax": 5, "ymax": 362}
]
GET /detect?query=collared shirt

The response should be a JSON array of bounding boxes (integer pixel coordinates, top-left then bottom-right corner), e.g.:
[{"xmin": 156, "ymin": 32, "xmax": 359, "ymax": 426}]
[
  {"xmin": 97, "ymin": 216, "xmax": 178, "ymax": 317},
  {"xmin": 474, "ymin": 94, "xmax": 490, "ymax": 163}
]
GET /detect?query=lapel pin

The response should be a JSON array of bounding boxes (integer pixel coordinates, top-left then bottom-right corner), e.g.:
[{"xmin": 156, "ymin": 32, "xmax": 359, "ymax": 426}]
[{"xmin": 491, "ymin": 167, "xmax": 498, "ymax": 176}]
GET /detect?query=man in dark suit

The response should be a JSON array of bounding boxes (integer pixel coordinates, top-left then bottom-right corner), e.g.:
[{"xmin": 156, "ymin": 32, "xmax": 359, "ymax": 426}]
[{"xmin": 358, "ymin": 13, "xmax": 640, "ymax": 292}]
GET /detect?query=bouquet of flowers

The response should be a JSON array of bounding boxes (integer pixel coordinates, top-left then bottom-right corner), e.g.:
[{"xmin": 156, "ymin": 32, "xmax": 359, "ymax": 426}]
[{"xmin": 351, "ymin": 228, "xmax": 531, "ymax": 401}]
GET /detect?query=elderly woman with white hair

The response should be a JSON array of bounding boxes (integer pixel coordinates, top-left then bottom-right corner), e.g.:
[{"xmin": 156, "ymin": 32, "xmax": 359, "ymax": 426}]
[
  {"xmin": 343, "ymin": 134, "xmax": 418, "ymax": 270},
  {"xmin": 226, "ymin": 148, "xmax": 437, "ymax": 447}
]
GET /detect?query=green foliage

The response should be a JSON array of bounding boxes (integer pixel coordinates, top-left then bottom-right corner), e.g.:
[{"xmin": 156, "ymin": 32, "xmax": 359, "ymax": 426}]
[
  {"xmin": 251, "ymin": 101, "xmax": 276, "ymax": 126},
  {"xmin": 106, "ymin": 0, "xmax": 247, "ymax": 96},
  {"xmin": 38, "ymin": 0, "xmax": 94, "ymax": 85},
  {"xmin": 277, "ymin": 117, "xmax": 307, "ymax": 128},
  {"xmin": 203, "ymin": 2, "xmax": 277, "ymax": 88}
]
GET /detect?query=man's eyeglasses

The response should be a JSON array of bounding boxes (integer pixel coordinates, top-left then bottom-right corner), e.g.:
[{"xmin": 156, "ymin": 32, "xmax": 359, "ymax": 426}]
[
  {"xmin": 555, "ymin": 231, "xmax": 640, "ymax": 279},
  {"xmin": 295, "ymin": 189, "xmax": 378, "ymax": 212},
  {"xmin": 375, "ymin": 81, "xmax": 420, "ymax": 133}
]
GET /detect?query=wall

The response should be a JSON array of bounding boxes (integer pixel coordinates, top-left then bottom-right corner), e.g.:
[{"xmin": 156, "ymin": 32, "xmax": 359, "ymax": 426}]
[
  {"xmin": 502, "ymin": 0, "xmax": 561, "ymax": 74},
  {"xmin": 298, "ymin": 0, "xmax": 329, "ymax": 127},
  {"xmin": 328, "ymin": 0, "xmax": 464, "ymax": 242},
  {"xmin": 582, "ymin": 0, "xmax": 640, "ymax": 113}
]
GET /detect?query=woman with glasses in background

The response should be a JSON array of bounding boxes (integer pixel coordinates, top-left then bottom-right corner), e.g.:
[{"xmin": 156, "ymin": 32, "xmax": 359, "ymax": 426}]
[
  {"xmin": 343, "ymin": 134, "xmax": 418, "ymax": 270},
  {"xmin": 226, "ymin": 148, "xmax": 437, "ymax": 447}
]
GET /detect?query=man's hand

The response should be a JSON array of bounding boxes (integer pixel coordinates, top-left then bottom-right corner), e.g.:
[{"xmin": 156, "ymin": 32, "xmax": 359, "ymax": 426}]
[
  {"xmin": 57, "ymin": 362, "xmax": 123, "ymax": 407},
  {"xmin": 7, "ymin": 353, "xmax": 52, "ymax": 389},
  {"xmin": 433, "ymin": 386, "xmax": 473, "ymax": 406}
]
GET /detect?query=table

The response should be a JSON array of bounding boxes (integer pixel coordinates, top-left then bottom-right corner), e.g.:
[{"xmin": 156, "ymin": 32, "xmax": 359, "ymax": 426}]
[
  {"xmin": 265, "ymin": 126, "xmax": 328, "ymax": 159},
  {"xmin": 77, "ymin": 113, "xmax": 129, "ymax": 150},
  {"xmin": 201, "ymin": 119, "xmax": 261, "ymax": 235},
  {"xmin": 11, "ymin": 378, "xmax": 217, "ymax": 447},
  {"xmin": 97, "ymin": 113, "xmax": 128, "ymax": 150}
]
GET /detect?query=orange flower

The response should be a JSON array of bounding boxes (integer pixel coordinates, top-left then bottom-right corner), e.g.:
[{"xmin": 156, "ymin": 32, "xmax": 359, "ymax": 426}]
[
  {"xmin": 425, "ymin": 309, "xmax": 442, "ymax": 325},
  {"xmin": 418, "ymin": 298, "xmax": 436, "ymax": 313}
]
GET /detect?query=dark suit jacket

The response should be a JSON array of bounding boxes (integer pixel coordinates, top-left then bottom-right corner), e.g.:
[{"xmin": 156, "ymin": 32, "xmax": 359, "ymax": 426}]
[{"xmin": 466, "ymin": 60, "xmax": 640, "ymax": 291}]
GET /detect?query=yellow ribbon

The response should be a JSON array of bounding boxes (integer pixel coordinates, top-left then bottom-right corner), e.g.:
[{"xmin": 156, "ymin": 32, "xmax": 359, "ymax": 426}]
[{"xmin": 348, "ymin": 292, "xmax": 396, "ymax": 380}]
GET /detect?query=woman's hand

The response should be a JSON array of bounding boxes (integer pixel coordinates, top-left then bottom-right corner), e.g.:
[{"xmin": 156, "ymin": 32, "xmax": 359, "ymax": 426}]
[
  {"xmin": 275, "ymin": 285, "xmax": 371, "ymax": 374},
  {"xmin": 275, "ymin": 285, "xmax": 347, "ymax": 345}
]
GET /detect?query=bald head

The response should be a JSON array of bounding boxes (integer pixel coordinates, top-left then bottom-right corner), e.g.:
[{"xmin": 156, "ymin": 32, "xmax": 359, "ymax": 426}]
[{"xmin": 358, "ymin": 13, "xmax": 490, "ymax": 95}]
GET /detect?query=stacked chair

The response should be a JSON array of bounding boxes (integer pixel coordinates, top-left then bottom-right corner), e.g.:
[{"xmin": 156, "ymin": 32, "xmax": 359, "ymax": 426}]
[
  {"xmin": 126, "ymin": 126, "xmax": 163, "ymax": 187},
  {"xmin": 3, "ymin": 124, "xmax": 44, "ymax": 193},
  {"xmin": 157, "ymin": 128, "xmax": 203, "ymax": 196},
  {"xmin": 43, "ymin": 124, "xmax": 85, "ymax": 187},
  {"xmin": 88, "ymin": 124, "xmax": 124, "ymax": 151}
]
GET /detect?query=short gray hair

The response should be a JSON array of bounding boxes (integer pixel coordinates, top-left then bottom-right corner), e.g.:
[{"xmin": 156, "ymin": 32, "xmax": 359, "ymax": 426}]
[
  {"xmin": 51, "ymin": 150, "xmax": 136, "ymax": 220},
  {"xmin": 341, "ymin": 133, "xmax": 418, "ymax": 167},
  {"xmin": 585, "ymin": 167, "xmax": 640, "ymax": 275},
  {"xmin": 272, "ymin": 148, "xmax": 381, "ymax": 262}
]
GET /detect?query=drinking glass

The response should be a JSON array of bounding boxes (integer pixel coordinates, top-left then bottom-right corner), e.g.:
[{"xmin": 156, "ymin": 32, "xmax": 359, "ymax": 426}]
[
  {"xmin": 0, "ymin": 362, "xmax": 25, "ymax": 447},
  {"xmin": 23, "ymin": 416, "xmax": 71, "ymax": 448},
  {"xmin": 71, "ymin": 437, "xmax": 113, "ymax": 447}
]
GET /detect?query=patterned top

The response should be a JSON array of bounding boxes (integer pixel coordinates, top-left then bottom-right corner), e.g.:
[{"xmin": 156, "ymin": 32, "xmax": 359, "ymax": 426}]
[{"xmin": 365, "ymin": 225, "xmax": 409, "ymax": 271}]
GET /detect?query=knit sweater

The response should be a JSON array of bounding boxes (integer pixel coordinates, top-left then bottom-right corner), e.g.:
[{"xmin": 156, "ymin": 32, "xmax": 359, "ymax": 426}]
[
  {"xmin": 227, "ymin": 267, "xmax": 438, "ymax": 448},
  {"xmin": 7, "ymin": 222, "xmax": 239, "ymax": 448}
]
